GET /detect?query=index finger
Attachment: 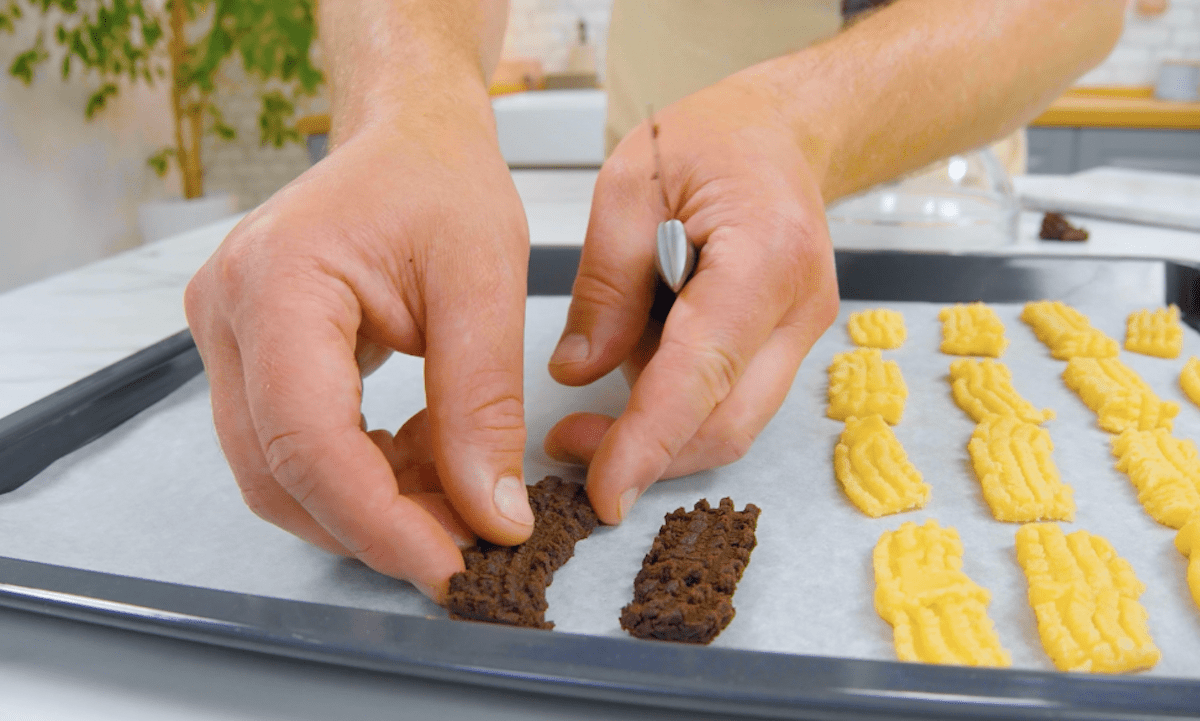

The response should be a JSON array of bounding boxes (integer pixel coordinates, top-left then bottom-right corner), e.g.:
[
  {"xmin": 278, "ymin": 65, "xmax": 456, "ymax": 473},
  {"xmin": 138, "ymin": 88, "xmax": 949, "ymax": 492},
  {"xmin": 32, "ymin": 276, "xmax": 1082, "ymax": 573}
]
[
  {"xmin": 235, "ymin": 272, "xmax": 465, "ymax": 598},
  {"xmin": 584, "ymin": 226, "xmax": 807, "ymax": 524}
]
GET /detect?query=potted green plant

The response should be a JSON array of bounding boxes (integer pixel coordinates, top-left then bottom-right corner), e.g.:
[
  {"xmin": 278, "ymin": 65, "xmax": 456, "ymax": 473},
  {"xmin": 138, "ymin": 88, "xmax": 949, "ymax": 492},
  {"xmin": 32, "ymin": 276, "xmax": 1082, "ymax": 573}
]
[{"xmin": 1, "ymin": 0, "xmax": 322, "ymax": 239}]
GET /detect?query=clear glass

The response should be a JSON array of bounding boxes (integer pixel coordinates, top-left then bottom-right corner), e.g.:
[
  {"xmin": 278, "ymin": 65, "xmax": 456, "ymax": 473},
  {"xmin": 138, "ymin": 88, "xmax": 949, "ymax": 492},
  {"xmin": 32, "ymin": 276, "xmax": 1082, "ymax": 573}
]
[{"xmin": 826, "ymin": 147, "xmax": 1019, "ymax": 250}]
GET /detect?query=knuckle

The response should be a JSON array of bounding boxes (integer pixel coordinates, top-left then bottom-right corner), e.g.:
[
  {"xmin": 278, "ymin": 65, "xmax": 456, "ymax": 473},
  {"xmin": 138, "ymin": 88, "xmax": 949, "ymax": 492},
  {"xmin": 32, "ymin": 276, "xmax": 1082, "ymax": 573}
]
[
  {"xmin": 571, "ymin": 268, "xmax": 630, "ymax": 314},
  {"xmin": 460, "ymin": 374, "xmax": 527, "ymax": 451},
  {"xmin": 351, "ymin": 541, "xmax": 391, "ymax": 574},
  {"xmin": 262, "ymin": 429, "xmax": 320, "ymax": 506},
  {"xmin": 239, "ymin": 484, "xmax": 287, "ymax": 526},
  {"xmin": 667, "ymin": 336, "xmax": 744, "ymax": 409}
]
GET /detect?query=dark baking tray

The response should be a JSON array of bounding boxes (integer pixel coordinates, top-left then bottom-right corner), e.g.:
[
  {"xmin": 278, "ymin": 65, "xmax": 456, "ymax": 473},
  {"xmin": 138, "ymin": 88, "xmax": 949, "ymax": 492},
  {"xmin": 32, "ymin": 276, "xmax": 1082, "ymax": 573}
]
[{"xmin": 2, "ymin": 249, "xmax": 1200, "ymax": 720}]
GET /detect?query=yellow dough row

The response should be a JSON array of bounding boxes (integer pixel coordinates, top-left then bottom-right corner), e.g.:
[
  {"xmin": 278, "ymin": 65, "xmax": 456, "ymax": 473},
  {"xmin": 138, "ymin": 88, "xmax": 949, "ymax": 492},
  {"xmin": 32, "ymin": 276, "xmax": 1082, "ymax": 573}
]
[
  {"xmin": 827, "ymin": 348, "xmax": 908, "ymax": 425},
  {"xmin": 939, "ymin": 303, "xmax": 1008, "ymax": 358},
  {"xmin": 1062, "ymin": 357, "xmax": 1178, "ymax": 434},
  {"xmin": 874, "ymin": 521, "xmax": 1160, "ymax": 672},
  {"xmin": 873, "ymin": 520, "xmax": 1010, "ymax": 666},
  {"xmin": 1125, "ymin": 306, "xmax": 1183, "ymax": 359},
  {"xmin": 1021, "ymin": 301, "xmax": 1120, "ymax": 360},
  {"xmin": 1015, "ymin": 523, "xmax": 1160, "ymax": 673}
]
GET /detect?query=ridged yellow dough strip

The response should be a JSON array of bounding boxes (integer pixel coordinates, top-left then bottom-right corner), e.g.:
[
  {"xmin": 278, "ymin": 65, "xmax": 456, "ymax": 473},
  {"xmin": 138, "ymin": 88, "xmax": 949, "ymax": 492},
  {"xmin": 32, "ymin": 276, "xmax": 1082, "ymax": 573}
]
[
  {"xmin": 827, "ymin": 348, "xmax": 908, "ymax": 425},
  {"xmin": 1180, "ymin": 357, "xmax": 1200, "ymax": 409},
  {"xmin": 1175, "ymin": 515, "xmax": 1200, "ymax": 612},
  {"xmin": 1021, "ymin": 301, "xmax": 1119, "ymax": 360},
  {"xmin": 1015, "ymin": 523, "xmax": 1159, "ymax": 673},
  {"xmin": 834, "ymin": 415, "xmax": 929, "ymax": 517},
  {"xmin": 873, "ymin": 520, "xmax": 1010, "ymax": 666},
  {"xmin": 1062, "ymin": 357, "xmax": 1177, "ymax": 433},
  {"xmin": 848, "ymin": 309, "xmax": 907, "ymax": 349},
  {"xmin": 968, "ymin": 416, "xmax": 1075, "ymax": 522},
  {"xmin": 938, "ymin": 303, "xmax": 1008, "ymax": 357},
  {"xmin": 949, "ymin": 359, "xmax": 1054, "ymax": 424},
  {"xmin": 1111, "ymin": 428, "xmax": 1200, "ymax": 529},
  {"xmin": 1124, "ymin": 306, "xmax": 1182, "ymax": 359}
]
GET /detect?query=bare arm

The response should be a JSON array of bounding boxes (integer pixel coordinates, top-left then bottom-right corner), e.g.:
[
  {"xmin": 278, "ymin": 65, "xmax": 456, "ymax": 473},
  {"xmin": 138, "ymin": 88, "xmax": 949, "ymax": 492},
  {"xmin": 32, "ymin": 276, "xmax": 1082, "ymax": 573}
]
[
  {"xmin": 318, "ymin": 0, "xmax": 509, "ymax": 146},
  {"xmin": 761, "ymin": 0, "xmax": 1125, "ymax": 201}
]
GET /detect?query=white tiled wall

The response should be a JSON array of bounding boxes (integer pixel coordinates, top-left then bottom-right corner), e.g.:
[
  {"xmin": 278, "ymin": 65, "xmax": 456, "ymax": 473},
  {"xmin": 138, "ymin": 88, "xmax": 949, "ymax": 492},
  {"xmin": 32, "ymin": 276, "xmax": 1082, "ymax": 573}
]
[
  {"xmin": 1069, "ymin": 0, "xmax": 1198, "ymax": 86},
  {"xmin": 503, "ymin": 0, "xmax": 612, "ymax": 76}
]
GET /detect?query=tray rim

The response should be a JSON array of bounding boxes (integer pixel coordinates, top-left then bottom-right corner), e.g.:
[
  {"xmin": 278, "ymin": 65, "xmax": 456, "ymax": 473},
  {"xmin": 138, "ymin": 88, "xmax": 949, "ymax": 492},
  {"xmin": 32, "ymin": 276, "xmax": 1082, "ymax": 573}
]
[{"xmin": 3, "ymin": 249, "xmax": 1200, "ymax": 720}]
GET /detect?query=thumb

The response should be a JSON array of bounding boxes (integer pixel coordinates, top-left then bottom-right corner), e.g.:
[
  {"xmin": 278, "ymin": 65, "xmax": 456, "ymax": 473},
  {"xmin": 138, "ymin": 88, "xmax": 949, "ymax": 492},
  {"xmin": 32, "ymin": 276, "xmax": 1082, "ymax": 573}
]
[{"xmin": 423, "ymin": 243, "xmax": 534, "ymax": 546}]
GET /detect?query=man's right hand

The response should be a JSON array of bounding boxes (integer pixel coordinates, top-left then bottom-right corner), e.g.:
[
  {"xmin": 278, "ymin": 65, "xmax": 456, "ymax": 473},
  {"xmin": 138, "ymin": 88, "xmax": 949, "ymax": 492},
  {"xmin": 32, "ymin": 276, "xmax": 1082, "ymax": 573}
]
[{"xmin": 184, "ymin": 91, "xmax": 534, "ymax": 604}]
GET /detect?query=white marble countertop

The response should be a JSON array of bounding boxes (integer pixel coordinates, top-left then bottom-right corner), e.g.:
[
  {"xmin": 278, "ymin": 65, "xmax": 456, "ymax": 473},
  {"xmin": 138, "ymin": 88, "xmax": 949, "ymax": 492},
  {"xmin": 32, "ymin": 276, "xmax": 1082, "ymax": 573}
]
[{"xmin": 2, "ymin": 167, "xmax": 1200, "ymax": 719}]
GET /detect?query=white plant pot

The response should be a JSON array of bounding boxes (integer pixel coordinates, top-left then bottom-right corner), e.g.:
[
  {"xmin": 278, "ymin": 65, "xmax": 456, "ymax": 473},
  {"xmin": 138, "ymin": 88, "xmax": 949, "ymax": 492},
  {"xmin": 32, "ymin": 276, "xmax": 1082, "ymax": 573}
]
[{"xmin": 138, "ymin": 192, "xmax": 238, "ymax": 244}]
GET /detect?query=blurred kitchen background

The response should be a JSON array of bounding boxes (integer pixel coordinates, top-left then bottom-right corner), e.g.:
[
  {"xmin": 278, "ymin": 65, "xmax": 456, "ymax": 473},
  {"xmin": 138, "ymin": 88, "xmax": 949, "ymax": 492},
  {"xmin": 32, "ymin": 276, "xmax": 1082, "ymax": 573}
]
[{"xmin": 1, "ymin": 0, "xmax": 1198, "ymax": 293}]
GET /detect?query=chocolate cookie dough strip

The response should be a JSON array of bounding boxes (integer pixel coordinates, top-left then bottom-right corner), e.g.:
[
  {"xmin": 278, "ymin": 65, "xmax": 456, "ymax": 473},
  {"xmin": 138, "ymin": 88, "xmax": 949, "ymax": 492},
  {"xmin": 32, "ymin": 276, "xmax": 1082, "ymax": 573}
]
[
  {"xmin": 827, "ymin": 348, "xmax": 908, "ymax": 425},
  {"xmin": 1111, "ymin": 428, "xmax": 1200, "ymax": 529},
  {"xmin": 938, "ymin": 303, "xmax": 1008, "ymax": 358},
  {"xmin": 873, "ymin": 520, "xmax": 1010, "ymax": 666},
  {"xmin": 949, "ymin": 359, "xmax": 1055, "ymax": 424},
  {"xmin": 834, "ymin": 414, "xmax": 930, "ymax": 517},
  {"xmin": 1125, "ymin": 306, "xmax": 1183, "ymax": 359},
  {"xmin": 1015, "ymin": 523, "xmax": 1160, "ymax": 673},
  {"xmin": 847, "ymin": 308, "xmax": 907, "ymax": 349},
  {"xmin": 1062, "ymin": 357, "xmax": 1178, "ymax": 433},
  {"xmin": 969, "ymin": 416, "xmax": 1075, "ymax": 522},
  {"xmin": 1180, "ymin": 357, "xmax": 1200, "ymax": 409},
  {"xmin": 1176, "ymin": 515, "xmax": 1200, "ymax": 611},
  {"xmin": 1021, "ymin": 301, "xmax": 1119, "ymax": 360},
  {"xmin": 446, "ymin": 476, "xmax": 599, "ymax": 629},
  {"xmin": 620, "ymin": 498, "xmax": 760, "ymax": 645}
]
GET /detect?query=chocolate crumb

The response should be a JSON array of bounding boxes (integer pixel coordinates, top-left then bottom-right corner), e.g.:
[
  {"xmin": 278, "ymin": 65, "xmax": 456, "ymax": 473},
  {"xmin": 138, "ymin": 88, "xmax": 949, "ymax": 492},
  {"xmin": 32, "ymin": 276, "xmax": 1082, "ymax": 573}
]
[
  {"xmin": 445, "ymin": 476, "xmax": 598, "ymax": 629},
  {"xmin": 1040, "ymin": 212, "xmax": 1089, "ymax": 241},
  {"xmin": 620, "ymin": 498, "xmax": 761, "ymax": 644}
]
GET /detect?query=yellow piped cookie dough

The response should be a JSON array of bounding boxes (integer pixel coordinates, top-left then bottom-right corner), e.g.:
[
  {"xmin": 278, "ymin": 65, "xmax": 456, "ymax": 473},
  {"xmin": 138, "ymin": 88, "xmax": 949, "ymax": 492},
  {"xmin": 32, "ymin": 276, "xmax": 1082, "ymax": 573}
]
[
  {"xmin": 1062, "ymin": 357, "xmax": 1178, "ymax": 434},
  {"xmin": 1021, "ymin": 301, "xmax": 1119, "ymax": 360},
  {"xmin": 873, "ymin": 520, "xmax": 1010, "ymax": 667},
  {"xmin": 938, "ymin": 303, "xmax": 1008, "ymax": 357},
  {"xmin": 847, "ymin": 309, "xmax": 907, "ymax": 350},
  {"xmin": 1015, "ymin": 523, "xmax": 1160, "ymax": 673},
  {"xmin": 1125, "ymin": 306, "xmax": 1183, "ymax": 359},
  {"xmin": 1175, "ymin": 514, "xmax": 1200, "ymax": 612},
  {"xmin": 969, "ymin": 416, "xmax": 1075, "ymax": 522},
  {"xmin": 1180, "ymin": 357, "xmax": 1200, "ymax": 409},
  {"xmin": 1111, "ymin": 428, "xmax": 1200, "ymax": 529},
  {"xmin": 949, "ymin": 359, "xmax": 1054, "ymax": 424},
  {"xmin": 834, "ymin": 415, "xmax": 930, "ymax": 517},
  {"xmin": 827, "ymin": 348, "xmax": 908, "ymax": 425}
]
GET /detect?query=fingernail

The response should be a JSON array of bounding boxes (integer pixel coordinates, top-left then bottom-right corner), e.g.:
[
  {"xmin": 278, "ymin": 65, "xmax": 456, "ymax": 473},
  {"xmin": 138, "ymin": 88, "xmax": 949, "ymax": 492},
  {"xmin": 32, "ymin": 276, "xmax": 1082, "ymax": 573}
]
[
  {"xmin": 550, "ymin": 333, "xmax": 590, "ymax": 366},
  {"xmin": 412, "ymin": 580, "xmax": 440, "ymax": 603},
  {"xmin": 617, "ymin": 486, "xmax": 641, "ymax": 522},
  {"xmin": 493, "ymin": 475, "xmax": 534, "ymax": 526}
]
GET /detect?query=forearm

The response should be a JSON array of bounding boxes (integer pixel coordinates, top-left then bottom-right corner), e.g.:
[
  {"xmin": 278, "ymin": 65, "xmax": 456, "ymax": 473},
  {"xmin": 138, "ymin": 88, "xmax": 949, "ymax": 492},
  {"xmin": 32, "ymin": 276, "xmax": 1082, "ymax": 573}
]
[
  {"xmin": 749, "ymin": 0, "xmax": 1124, "ymax": 202},
  {"xmin": 318, "ymin": 0, "xmax": 509, "ymax": 144}
]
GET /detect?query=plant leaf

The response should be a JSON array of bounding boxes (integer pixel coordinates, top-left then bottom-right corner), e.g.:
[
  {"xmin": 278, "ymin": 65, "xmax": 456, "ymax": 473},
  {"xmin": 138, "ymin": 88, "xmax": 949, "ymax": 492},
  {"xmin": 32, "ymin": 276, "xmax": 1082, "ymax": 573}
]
[{"xmin": 84, "ymin": 82, "xmax": 118, "ymax": 119}]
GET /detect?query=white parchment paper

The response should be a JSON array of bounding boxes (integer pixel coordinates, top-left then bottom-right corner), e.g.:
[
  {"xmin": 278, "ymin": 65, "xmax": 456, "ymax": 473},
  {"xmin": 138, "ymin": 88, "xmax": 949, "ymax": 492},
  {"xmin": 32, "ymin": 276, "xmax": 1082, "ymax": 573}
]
[{"xmin": 2, "ymin": 296, "xmax": 1199, "ymax": 677}]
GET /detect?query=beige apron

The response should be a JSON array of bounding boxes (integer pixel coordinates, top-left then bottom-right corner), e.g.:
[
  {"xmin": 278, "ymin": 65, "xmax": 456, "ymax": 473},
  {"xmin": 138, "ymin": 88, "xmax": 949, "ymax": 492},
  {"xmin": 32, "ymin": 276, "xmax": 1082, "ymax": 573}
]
[{"xmin": 604, "ymin": 0, "xmax": 1026, "ymax": 177}]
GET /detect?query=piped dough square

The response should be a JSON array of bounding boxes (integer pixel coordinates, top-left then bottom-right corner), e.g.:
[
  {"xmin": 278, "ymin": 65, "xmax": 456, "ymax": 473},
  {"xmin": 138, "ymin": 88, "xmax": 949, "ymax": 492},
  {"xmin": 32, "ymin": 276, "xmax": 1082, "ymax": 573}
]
[
  {"xmin": 847, "ymin": 308, "xmax": 906, "ymax": 349},
  {"xmin": 834, "ymin": 414, "xmax": 929, "ymax": 517},
  {"xmin": 1021, "ymin": 301, "xmax": 1119, "ymax": 360},
  {"xmin": 873, "ymin": 519, "xmax": 1010, "ymax": 666},
  {"xmin": 827, "ymin": 348, "xmax": 907, "ymax": 425},
  {"xmin": 968, "ymin": 416, "xmax": 1074, "ymax": 523},
  {"xmin": 938, "ymin": 303, "xmax": 1008, "ymax": 357},
  {"xmin": 1015, "ymin": 523, "xmax": 1159, "ymax": 673},
  {"xmin": 1124, "ymin": 306, "xmax": 1183, "ymax": 359},
  {"xmin": 949, "ymin": 359, "xmax": 1054, "ymax": 424}
]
